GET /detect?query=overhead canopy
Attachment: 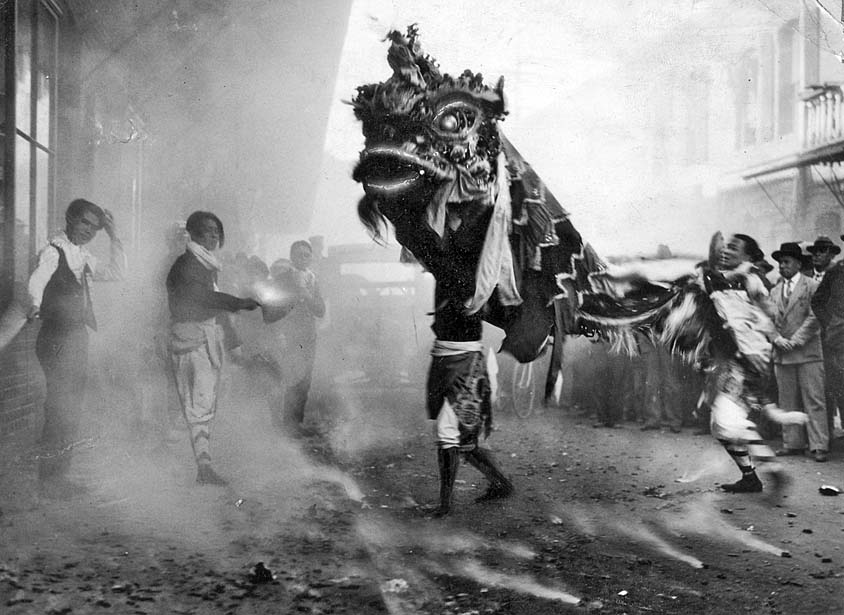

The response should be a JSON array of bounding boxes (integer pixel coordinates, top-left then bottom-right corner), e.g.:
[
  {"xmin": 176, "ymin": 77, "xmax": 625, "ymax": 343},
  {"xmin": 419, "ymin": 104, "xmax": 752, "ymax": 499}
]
[{"xmin": 741, "ymin": 142, "xmax": 844, "ymax": 180}]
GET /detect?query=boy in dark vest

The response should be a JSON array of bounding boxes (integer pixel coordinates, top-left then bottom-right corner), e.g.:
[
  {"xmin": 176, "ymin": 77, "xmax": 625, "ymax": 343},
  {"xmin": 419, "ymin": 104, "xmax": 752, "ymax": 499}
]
[{"xmin": 27, "ymin": 199, "xmax": 125, "ymax": 496}]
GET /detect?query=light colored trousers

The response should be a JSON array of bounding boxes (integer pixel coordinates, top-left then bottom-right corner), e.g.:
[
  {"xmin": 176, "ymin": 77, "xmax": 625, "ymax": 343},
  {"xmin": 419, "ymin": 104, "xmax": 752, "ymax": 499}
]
[
  {"xmin": 434, "ymin": 400, "xmax": 461, "ymax": 449},
  {"xmin": 775, "ymin": 361, "xmax": 828, "ymax": 452},
  {"xmin": 172, "ymin": 345, "xmax": 221, "ymax": 425}
]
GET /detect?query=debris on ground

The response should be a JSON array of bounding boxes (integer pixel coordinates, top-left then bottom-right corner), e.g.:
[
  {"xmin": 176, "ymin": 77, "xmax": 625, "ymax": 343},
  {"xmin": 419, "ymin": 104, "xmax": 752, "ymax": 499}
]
[
  {"xmin": 381, "ymin": 578, "xmax": 409, "ymax": 593},
  {"xmin": 248, "ymin": 562, "xmax": 274, "ymax": 584}
]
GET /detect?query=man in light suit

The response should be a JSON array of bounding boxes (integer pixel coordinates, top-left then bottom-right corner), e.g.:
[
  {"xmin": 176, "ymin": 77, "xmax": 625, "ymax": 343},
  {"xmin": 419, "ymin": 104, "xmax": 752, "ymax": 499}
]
[{"xmin": 770, "ymin": 242, "xmax": 829, "ymax": 462}]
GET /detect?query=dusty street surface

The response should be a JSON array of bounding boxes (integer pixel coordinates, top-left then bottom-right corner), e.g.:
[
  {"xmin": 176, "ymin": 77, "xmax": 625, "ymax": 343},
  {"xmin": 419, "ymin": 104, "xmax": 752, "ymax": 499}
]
[{"xmin": 2, "ymin": 375, "xmax": 844, "ymax": 615}]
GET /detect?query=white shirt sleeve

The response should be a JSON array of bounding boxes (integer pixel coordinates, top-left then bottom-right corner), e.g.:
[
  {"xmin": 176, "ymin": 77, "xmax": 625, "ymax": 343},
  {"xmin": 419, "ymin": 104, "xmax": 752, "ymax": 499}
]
[
  {"xmin": 745, "ymin": 273, "xmax": 768, "ymax": 300},
  {"xmin": 27, "ymin": 245, "xmax": 60, "ymax": 310},
  {"xmin": 92, "ymin": 237, "xmax": 126, "ymax": 281}
]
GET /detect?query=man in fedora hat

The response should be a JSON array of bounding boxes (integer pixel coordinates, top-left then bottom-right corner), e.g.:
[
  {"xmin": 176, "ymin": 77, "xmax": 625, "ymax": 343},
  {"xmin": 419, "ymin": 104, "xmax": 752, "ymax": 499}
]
[
  {"xmin": 812, "ymin": 234, "xmax": 844, "ymax": 443},
  {"xmin": 770, "ymin": 242, "xmax": 828, "ymax": 462},
  {"xmin": 807, "ymin": 235, "xmax": 841, "ymax": 283}
]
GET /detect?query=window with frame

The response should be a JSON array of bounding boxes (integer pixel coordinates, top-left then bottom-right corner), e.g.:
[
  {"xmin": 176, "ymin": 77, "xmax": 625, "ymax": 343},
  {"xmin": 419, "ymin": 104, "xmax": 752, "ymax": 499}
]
[
  {"xmin": 734, "ymin": 50, "xmax": 759, "ymax": 149},
  {"xmin": 14, "ymin": 0, "xmax": 57, "ymax": 284},
  {"xmin": 776, "ymin": 20, "xmax": 798, "ymax": 137}
]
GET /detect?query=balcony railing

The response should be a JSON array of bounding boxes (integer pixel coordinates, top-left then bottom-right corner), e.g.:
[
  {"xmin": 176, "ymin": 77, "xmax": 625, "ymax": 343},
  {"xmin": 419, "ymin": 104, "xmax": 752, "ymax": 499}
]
[
  {"xmin": 742, "ymin": 84, "xmax": 844, "ymax": 179},
  {"xmin": 802, "ymin": 84, "xmax": 844, "ymax": 150}
]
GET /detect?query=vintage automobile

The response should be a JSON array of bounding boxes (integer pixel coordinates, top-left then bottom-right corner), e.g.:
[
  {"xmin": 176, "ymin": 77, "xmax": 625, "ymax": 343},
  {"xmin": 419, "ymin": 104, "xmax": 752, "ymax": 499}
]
[
  {"xmin": 317, "ymin": 243, "xmax": 435, "ymax": 388},
  {"xmin": 318, "ymin": 243, "xmax": 555, "ymax": 415}
]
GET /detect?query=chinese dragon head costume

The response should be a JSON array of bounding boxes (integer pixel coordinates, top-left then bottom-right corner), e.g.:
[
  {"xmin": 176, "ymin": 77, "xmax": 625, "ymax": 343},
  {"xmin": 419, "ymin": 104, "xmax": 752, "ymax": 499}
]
[{"xmin": 350, "ymin": 27, "xmax": 684, "ymax": 366}]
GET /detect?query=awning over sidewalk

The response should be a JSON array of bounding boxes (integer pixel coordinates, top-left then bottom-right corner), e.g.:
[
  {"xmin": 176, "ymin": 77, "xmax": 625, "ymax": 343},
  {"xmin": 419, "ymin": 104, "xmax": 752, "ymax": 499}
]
[{"xmin": 741, "ymin": 141, "xmax": 844, "ymax": 180}]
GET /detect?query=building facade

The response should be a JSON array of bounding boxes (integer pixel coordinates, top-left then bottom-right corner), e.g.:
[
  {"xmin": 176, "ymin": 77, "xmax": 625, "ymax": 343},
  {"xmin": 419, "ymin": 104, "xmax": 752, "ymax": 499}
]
[
  {"xmin": 645, "ymin": 0, "xmax": 844, "ymax": 255},
  {"xmin": 0, "ymin": 0, "xmax": 351, "ymax": 439}
]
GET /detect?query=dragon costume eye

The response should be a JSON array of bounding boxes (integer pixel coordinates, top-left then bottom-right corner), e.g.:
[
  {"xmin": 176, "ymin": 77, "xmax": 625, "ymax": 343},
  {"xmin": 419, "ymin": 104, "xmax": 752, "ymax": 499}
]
[
  {"xmin": 439, "ymin": 114, "xmax": 459, "ymax": 132},
  {"xmin": 432, "ymin": 100, "xmax": 479, "ymax": 136}
]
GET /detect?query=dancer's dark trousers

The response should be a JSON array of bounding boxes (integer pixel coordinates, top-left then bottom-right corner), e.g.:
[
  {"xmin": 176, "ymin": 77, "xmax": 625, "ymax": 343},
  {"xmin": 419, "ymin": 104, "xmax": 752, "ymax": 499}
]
[
  {"xmin": 823, "ymin": 342, "xmax": 844, "ymax": 435},
  {"xmin": 35, "ymin": 325, "xmax": 88, "ymax": 479}
]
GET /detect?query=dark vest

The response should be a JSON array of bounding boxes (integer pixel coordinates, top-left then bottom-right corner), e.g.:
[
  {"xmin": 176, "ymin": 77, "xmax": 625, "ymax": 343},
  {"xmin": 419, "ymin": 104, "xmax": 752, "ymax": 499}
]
[{"xmin": 40, "ymin": 244, "xmax": 97, "ymax": 331}]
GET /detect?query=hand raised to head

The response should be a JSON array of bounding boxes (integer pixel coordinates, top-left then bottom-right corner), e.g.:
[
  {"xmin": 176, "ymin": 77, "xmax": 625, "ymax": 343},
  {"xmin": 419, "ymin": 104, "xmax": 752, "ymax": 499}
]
[{"xmin": 101, "ymin": 209, "xmax": 117, "ymax": 239}]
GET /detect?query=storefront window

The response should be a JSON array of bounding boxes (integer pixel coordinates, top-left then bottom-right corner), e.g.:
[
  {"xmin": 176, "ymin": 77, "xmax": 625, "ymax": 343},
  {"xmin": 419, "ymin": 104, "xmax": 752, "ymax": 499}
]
[
  {"xmin": 14, "ymin": 134, "xmax": 30, "ymax": 283},
  {"xmin": 36, "ymin": 0, "xmax": 55, "ymax": 145},
  {"xmin": 35, "ymin": 147, "xmax": 48, "ymax": 249},
  {"xmin": 0, "ymin": 7, "xmax": 9, "ymax": 305},
  {"xmin": 0, "ymin": 7, "xmax": 7, "ymax": 248},
  {"xmin": 14, "ymin": 1, "xmax": 31, "ymax": 137},
  {"xmin": 13, "ymin": 0, "xmax": 57, "ymax": 280}
]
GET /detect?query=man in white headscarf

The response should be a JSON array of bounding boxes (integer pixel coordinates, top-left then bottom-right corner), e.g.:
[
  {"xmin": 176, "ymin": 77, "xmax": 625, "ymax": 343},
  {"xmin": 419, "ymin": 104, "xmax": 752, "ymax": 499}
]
[{"xmin": 166, "ymin": 211, "xmax": 258, "ymax": 485}]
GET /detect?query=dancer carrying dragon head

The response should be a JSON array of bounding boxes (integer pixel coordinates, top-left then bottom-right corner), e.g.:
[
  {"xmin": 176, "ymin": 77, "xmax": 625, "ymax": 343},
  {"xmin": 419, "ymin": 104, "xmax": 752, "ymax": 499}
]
[{"xmin": 350, "ymin": 26, "xmax": 803, "ymax": 515}]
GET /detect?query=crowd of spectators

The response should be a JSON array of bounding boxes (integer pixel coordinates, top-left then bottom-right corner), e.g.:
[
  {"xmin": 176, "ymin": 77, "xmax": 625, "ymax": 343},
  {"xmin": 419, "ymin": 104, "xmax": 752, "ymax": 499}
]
[{"xmin": 565, "ymin": 236, "xmax": 844, "ymax": 463}]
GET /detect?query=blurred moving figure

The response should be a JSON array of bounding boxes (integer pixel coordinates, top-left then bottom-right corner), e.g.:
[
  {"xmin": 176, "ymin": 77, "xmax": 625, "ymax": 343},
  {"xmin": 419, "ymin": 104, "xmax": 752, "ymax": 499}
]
[
  {"xmin": 701, "ymin": 233, "xmax": 797, "ymax": 494},
  {"xmin": 27, "ymin": 199, "xmax": 125, "ymax": 496},
  {"xmin": 166, "ymin": 211, "xmax": 258, "ymax": 486},
  {"xmin": 275, "ymin": 240, "xmax": 325, "ymax": 435}
]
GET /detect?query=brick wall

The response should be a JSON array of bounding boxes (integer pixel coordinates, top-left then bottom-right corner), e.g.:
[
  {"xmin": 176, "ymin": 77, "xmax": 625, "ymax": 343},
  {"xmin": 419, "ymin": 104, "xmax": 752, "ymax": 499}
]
[{"xmin": 0, "ymin": 325, "xmax": 43, "ymax": 439}]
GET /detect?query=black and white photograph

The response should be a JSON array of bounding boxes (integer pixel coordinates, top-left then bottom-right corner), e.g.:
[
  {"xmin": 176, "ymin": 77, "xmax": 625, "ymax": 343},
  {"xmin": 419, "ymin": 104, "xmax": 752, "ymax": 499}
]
[{"xmin": 1, "ymin": 1, "xmax": 844, "ymax": 613}]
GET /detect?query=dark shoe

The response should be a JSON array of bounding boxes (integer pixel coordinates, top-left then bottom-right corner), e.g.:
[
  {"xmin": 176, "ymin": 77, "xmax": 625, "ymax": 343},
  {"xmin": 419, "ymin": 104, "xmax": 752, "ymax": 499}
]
[
  {"xmin": 465, "ymin": 448, "xmax": 514, "ymax": 503},
  {"xmin": 196, "ymin": 466, "xmax": 228, "ymax": 486},
  {"xmin": 640, "ymin": 424, "xmax": 660, "ymax": 431},
  {"xmin": 431, "ymin": 505, "xmax": 451, "ymax": 518},
  {"xmin": 774, "ymin": 448, "xmax": 804, "ymax": 457},
  {"xmin": 721, "ymin": 471, "xmax": 763, "ymax": 493},
  {"xmin": 475, "ymin": 481, "xmax": 514, "ymax": 503},
  {"xmin": 812, "ymin": 450, "xmax": 829, "ymax": 462},
  {"xmin": 669, "ymin": 426, "xmax": 682, "ymax": 434}
]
